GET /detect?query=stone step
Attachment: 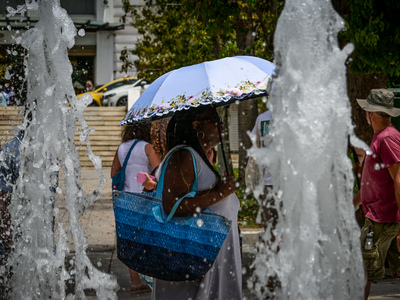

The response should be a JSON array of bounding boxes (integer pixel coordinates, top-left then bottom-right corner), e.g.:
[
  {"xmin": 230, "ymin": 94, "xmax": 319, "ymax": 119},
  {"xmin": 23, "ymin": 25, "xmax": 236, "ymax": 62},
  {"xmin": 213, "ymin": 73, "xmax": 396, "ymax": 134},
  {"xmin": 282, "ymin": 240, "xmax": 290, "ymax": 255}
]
[
  {"xmin": 74, "ymin": 130, "xmax": 123, "ymax": 136},
  {"xmin": 78, "ymin": 145, "xmax": 118, "ymax": 151},
  {"xmin": 80, "ymin": 155, "xmax": 115, "ymax": 162},
  {"xmin": 241, "ymin": 228, "xmax": 264, "ymax": 246},
  {"xmin": 76, "ymin": 140, "xmax": 120, "ymax": 146},
  {"xmin": 0, "ymin": 106, "xmax": 126, "ymax": 168},
  {"xmin": 81, "ymin": 160, "xmax": 113, "ymax": 167}
]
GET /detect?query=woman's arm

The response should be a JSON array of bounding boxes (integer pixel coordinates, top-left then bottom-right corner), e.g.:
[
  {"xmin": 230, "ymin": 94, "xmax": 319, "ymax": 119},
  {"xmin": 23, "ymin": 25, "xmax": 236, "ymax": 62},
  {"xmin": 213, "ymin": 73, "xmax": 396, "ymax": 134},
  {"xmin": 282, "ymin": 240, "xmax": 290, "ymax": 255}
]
[
  {"xmin": 142, "ymin": 144, "xmax": 161, "ymax": 190},
  {"xmin": 162, "ymin": 149, "xmax": 237, "ymax": 217},
  {"xmin": 0, "ymin": 190, "xmax": 12, "ymax": 253},
  {"xmin": 145, "ymin": 143, "xmax": 161, "ymax": 169},
  {"xmin": 111, "ymin": 148, "xmax": 121, "ymax": 177}
]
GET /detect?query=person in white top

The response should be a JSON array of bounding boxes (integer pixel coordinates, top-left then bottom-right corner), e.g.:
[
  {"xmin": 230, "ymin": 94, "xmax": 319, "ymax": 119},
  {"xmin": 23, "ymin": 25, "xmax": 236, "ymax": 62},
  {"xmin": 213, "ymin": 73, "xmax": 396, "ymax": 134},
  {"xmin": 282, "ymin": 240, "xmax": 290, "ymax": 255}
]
[
  {"xmin": 249, "ymin": 110, "xmax": 279, "ymax": 292},
  {"xmin": 251, "ymin": 110, "xmax": 273, "ymax": 186},
  {"xmin": 250, "ymin": 110, "xmax": 277, "ymax": 226},
  {"xmin": 111, "ymin": 123, "xmax": 161, "ymax": 293}
]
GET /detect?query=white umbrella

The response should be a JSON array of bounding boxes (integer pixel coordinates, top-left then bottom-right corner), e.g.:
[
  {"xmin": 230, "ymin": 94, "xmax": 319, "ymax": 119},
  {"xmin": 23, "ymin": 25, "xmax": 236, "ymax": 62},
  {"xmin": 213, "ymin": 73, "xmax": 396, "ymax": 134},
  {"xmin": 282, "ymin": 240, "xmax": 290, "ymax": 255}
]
[{"xmin": 120, "ymin": 56, "xmax": 275, "ymax": 125}]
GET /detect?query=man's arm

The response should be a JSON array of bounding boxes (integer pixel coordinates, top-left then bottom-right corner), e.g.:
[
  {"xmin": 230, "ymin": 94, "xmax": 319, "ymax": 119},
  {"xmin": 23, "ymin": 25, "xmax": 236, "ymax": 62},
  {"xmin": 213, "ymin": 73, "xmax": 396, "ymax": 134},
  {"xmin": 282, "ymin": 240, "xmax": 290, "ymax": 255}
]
[
  {"xmin": 353, "ymin": 191, "xmax": 361, "ymax": 207},
  {"xmin": 388, "ymin": 162, "xmax": 400, "ymax": 214},
  {"xmin": 0, "ymin": 189, "xmax": 12, "ymax": 253},
  {"xmin": 0, "ymin": 190, "xmax": 11, "ymax": 216}
]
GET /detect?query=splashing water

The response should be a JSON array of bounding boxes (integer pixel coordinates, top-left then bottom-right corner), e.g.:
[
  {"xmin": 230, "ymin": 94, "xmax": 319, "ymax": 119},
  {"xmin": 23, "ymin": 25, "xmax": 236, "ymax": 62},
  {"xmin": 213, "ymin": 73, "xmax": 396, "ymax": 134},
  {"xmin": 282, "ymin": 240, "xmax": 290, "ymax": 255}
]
[
  {"xmin": 5, "ymin": 1, "xmax": 118, "ymax": 299},
  {"xmin": 249, "ymin": 1, "xmax": 366, "ymax": 299}
]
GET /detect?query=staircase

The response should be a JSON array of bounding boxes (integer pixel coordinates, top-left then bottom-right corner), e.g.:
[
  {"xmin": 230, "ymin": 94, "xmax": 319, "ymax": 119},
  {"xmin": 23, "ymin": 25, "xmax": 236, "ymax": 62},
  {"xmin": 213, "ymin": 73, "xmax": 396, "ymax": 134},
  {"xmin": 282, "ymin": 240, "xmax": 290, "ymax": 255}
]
[
  {"xmin": 0, "ymin": 106, "xmax": 126, "ymax": 168},
  {"xmin": 76, "ymin": 107, "xmax": 126, "ymax": 167}
]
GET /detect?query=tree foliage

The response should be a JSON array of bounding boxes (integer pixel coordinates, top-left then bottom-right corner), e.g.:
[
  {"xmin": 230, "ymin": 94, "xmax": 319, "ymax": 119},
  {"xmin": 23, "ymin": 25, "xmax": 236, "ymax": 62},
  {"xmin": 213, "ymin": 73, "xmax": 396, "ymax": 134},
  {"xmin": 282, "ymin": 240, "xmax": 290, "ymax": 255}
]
[
  {"xmin": 332, "ymin": 0, "xmax": 400, "ymax": 143},
  {"xmin": 120, "ymin": 1, "xmax": 232, "ymax": 82},
  {"xmin": 120, "ymin": 0, "xmax": 283, "ymax": 182},
  {"xmin": 120, "ymin": 0, "xmax": 283, "ymax": 82},
  {"xmin": 339, "ymin": 0, "xmax": 400, "ymax": 79}
]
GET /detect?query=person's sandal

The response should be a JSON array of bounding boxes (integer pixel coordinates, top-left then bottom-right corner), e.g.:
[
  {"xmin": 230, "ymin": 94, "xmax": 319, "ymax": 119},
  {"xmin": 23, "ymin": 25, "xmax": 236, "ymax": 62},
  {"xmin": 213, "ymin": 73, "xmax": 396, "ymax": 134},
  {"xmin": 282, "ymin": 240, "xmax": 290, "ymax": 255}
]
[{"xmin": 130, "ymin": 284, "xmax": 151, "ymax": 293}]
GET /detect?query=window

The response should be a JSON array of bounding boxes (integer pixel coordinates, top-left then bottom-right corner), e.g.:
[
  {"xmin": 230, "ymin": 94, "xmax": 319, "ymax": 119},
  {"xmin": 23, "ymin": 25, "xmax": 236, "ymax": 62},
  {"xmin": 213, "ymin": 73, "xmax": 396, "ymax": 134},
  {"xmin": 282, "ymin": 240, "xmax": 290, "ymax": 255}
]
[
  {"xmin": 60, "ymin": 0, "xmax": 95, "ymax": 15},
  {"xmin": 70, "ymin": 56, "xmax": 95, "ymax": 94}
]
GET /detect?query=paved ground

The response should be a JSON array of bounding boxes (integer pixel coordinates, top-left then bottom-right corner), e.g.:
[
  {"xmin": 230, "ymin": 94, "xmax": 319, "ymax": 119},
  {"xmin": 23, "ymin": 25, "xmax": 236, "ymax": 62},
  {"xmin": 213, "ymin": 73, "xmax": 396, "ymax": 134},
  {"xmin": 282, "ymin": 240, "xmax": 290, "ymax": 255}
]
[{"xmin": 57, "ymin": 167, "xmax": 400, "ymax": 299}]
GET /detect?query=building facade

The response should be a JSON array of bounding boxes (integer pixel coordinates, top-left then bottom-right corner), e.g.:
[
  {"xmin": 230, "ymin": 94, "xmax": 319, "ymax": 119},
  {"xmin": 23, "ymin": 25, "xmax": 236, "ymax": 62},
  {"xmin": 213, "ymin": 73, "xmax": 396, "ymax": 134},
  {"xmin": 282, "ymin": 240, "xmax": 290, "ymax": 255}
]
[
  {"xmin": 0, "ymin": 0, "xmax": 140, "ymax": 89},
  {"xmin": 0, "ymin": 0, "xmax": 240, "ymax": 151}
]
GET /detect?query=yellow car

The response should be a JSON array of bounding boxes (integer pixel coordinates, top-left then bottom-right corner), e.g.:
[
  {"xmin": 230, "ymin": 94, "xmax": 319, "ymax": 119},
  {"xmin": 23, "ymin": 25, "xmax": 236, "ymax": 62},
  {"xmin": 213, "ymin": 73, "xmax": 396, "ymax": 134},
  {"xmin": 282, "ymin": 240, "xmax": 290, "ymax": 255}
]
[{"xmin": 77, "ymin": 77, "xmax": 137, "ymax": 106}]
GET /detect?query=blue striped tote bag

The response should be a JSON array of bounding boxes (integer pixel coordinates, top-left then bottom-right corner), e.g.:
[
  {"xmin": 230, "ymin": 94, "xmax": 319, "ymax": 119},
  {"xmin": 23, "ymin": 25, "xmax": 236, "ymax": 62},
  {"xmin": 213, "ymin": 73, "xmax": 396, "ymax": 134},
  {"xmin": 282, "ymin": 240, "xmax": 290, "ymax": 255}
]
[{"xmin": 112, "ymin": 147, "xmax": 232, "ymax": 281}]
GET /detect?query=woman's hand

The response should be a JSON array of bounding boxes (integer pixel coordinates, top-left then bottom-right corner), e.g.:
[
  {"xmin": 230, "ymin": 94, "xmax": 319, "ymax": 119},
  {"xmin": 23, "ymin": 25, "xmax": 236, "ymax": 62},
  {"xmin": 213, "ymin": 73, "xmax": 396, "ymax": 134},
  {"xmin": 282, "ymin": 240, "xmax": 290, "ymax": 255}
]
[
  {"xmin": 215, "ymin": 175, "xmax": 238, "ymax": 198},
  {"xmin": 142, "ymin": 173, "xmax": 157, "ymax": 191}
]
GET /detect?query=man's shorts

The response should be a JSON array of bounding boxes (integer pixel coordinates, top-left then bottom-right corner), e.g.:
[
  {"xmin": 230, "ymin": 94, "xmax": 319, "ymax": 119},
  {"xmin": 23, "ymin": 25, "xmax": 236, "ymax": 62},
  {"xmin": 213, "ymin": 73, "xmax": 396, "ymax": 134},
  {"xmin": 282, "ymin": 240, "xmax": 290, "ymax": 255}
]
[{"xmin": 361, "ymin": 218, "xmax": 400, "ymax": 281}]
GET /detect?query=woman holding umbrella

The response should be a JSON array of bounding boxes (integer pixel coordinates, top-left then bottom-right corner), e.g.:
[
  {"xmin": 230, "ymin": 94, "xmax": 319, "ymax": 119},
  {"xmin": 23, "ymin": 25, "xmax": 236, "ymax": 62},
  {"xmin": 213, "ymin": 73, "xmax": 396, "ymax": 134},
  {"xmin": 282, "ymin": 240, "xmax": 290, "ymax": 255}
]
[
  {"xmin": 118, "ymin": 56, "xmax": 274, "ymax": 299},
  {"xmin": 152, "ymin": 106, "xmax": 242, "ymax": 299}
]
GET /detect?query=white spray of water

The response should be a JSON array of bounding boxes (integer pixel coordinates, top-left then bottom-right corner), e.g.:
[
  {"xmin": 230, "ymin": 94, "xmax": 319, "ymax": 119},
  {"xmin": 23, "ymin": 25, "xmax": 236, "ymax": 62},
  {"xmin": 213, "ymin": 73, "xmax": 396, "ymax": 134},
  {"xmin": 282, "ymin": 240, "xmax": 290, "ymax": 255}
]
[
  {"xmin": 6, "ymin": 1, "xmax": 118, "ymax": 299},
  {"xmin": 249, "ymin": 1, "xmax": 366, "ymax": 299}
]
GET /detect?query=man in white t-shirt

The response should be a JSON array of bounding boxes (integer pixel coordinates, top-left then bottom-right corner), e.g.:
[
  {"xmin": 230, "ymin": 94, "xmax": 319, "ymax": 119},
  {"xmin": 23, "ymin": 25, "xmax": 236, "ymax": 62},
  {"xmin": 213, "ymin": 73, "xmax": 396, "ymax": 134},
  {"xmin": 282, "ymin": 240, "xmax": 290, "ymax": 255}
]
[
  {"xmin": 251, "ymin": 110, "xmax": 272, "ymax": 187},
  {"xmin": 249, "ymin": 110, "xmax": 278, "ymax": 221},
  {"xmin": 249, "ymin": 109, "xmax": 279, "ymax": 291},
  {"xmin": 0, "ymin": 91, "xmax": 9, "ymax": 106},
  {"xmin": 250, "ymin": 110, "xmax": 276, "ymax": 225}
]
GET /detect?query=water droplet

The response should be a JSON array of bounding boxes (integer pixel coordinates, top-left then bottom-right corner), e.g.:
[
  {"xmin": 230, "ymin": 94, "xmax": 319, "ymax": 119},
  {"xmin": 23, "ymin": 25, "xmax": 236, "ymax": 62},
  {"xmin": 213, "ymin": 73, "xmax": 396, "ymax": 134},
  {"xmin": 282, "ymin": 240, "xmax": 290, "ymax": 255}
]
[{"xmin": 78, "ymin": 29, "xmax": 85, "ymax": 36}]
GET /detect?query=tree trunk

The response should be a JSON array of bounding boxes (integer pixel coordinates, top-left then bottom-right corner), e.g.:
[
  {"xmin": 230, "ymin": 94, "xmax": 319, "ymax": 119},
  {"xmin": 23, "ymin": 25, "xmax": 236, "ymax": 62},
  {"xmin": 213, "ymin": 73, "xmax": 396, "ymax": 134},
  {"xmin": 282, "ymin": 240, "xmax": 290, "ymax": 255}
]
[
  {"xmin": 331, "ymin": 0, "xmax": 388, "ymax": 145},
  {"xmin": 217, "ymin": 106, "xmax": 233, "ymax": 177},
  {"xmin": 235, "ymin": 5, "xmax": 258, "ymax": 187},
  {"xmin": 238, "ymin": 99, "xmax": 258, "ymax": 187}
]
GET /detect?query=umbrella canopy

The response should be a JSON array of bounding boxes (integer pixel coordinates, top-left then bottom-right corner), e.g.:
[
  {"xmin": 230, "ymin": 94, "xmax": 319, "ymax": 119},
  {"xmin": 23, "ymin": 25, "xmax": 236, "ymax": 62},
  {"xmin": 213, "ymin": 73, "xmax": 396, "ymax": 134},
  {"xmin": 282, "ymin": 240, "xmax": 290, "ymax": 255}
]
[{"xmin": 120, "ymin": 56, "xmax": 275, "ymax": 125}]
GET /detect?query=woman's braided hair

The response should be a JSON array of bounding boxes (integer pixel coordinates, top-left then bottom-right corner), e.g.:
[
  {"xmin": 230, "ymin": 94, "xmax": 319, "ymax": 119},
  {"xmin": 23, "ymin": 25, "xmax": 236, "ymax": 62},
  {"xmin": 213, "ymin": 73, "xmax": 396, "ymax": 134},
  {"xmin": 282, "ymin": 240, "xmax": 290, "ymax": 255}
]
[{"xmin": 166, "ymin": 106, "xmax": 220, "ymax": 180}]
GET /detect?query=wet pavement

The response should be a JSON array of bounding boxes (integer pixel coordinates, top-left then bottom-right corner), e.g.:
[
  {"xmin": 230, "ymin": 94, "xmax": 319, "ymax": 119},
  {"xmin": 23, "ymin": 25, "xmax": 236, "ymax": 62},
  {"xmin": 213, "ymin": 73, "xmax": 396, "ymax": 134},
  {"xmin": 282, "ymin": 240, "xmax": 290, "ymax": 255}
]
[{"xmin": 59, "ymin": 167, "xmax": 400, "ymax": 299}]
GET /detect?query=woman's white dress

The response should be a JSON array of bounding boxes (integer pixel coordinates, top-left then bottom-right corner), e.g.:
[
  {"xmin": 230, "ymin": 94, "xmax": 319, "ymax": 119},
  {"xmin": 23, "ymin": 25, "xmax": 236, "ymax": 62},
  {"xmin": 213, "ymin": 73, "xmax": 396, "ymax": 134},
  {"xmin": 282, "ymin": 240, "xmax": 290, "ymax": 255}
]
[{"xmin": 152, "ymin": 146, "xmax": 242, "ymax": 300}]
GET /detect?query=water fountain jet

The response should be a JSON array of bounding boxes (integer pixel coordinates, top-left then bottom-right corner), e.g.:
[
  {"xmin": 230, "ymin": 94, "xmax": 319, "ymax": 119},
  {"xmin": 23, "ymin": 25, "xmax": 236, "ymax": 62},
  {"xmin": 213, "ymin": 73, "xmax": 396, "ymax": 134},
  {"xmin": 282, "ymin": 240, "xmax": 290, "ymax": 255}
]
[
  {"xmin": 4, "ymin": 0, "xmax": 118, "ymax": 299},
  {"xmin": 250, "ymin": 0, "xmax": 366, "ymax": 299}
]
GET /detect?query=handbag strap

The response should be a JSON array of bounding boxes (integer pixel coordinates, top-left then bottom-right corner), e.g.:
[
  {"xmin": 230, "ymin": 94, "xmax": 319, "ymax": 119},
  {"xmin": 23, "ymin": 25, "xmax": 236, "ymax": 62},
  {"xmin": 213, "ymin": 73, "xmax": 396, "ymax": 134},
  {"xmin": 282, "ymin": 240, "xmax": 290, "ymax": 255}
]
[
  {"xmin": 120, "ymin": 139, "xmax": 141, "ymax": 174},
  {"xmin": 155, "ymin": 147, "xmax": 198, "ymax": 223}
]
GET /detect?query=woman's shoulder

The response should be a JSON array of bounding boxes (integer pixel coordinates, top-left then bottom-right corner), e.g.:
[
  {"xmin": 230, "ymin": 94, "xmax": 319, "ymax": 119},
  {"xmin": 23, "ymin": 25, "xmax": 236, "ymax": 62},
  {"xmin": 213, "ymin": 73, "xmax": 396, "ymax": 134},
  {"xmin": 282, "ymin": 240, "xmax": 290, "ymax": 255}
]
[
  {"xmin": 118, "ymin": 139, "xmax": 147, "ymax": 154},
  {"xmin": 121, "ymin": 139, "xmax": 148, "ymax": 147},
  {"xmin": 165, "ymin": 145, "xmax": 201, "ymax": 160}
]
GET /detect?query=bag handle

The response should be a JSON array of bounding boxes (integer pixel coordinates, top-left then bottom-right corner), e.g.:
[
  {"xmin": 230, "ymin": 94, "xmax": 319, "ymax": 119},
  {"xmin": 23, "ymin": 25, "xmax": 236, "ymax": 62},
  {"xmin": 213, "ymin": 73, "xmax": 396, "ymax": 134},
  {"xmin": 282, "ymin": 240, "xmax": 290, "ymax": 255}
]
[
  {"xmin": 120, "ymin": 139, "xmax": 141, "ymax": 174},
  {"xmin": 153, "ymin": 147, "xmax": 198, "ymax": 223}
]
